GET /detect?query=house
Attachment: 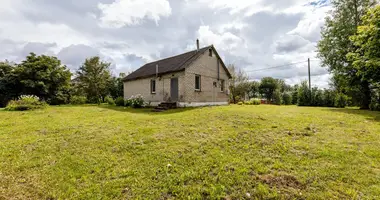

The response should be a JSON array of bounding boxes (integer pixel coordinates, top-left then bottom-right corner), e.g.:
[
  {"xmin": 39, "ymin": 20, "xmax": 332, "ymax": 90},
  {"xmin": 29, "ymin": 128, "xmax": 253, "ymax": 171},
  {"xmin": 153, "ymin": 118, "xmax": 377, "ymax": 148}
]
[{"xmin": 123, "ymin": 40, "xmax": 232, "ymax": 107}]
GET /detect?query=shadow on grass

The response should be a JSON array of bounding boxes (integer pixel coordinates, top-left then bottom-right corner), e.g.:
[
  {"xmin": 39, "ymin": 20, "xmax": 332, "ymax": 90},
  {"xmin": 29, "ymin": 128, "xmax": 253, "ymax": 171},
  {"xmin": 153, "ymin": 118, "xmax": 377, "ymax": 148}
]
[
  {"xmin": 328, "ymin": 108, "xmax": 380, "ymax": 122},
  {"xmin": 98, "ymin": 105, "xmax": 198, "ymax": 115}
]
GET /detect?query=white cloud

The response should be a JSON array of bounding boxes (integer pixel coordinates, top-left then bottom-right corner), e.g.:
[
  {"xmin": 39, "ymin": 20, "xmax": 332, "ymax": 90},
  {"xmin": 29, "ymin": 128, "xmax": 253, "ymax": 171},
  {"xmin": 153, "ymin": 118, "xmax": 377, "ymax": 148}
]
[
  {"xmin": 288, "ymin": 5, "xmax": 331, "ymax": 42},
  {"xmin": 98, "ymin": 0, "xmax": 172, "ymax": 28},
  {"xmin": 196, "ymin": 26, "xmax": 247, "ymax": 55}
]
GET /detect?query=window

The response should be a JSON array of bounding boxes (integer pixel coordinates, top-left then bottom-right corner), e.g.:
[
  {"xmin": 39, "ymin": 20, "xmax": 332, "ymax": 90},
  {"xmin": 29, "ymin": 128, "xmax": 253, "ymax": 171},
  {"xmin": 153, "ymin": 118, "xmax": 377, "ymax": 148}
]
[
  {"xmin": 150, "ymin": 79, "xmax": 156, "ymax": 94},
  {"xmin": 209, "ymin": 49, "xmax": 213, "ymax": 57},
  {"xmin": 195, "ymin": 75, "xmax": 201, "ymax": 91},
  {"xmin": 220, "ymin": 79, "xmax": 225, "ymax": 92}
]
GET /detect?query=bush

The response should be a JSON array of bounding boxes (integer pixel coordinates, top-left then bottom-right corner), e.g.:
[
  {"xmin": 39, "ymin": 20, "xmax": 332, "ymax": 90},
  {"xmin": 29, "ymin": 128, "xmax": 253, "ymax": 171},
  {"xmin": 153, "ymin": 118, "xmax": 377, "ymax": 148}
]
[
  {"xmin": 105, "ymin": 96, "xmax": 115, "ymax": 105},
  {"xmin": 312, "ymin": 89, "xmax": 324, "ymax": 107},
  {"xmin": 334, "ymin": 93, "xmax": 348, "ymax": 108},
  {"xmin": 248, "ymin": 98, "xmax": 261, "ymax": 105},
  {"xmin": 291, "ymin": 89, "xmax": 298, "ymax": 105},
  {"xmin": 128, "ymin": 94, "xmax": 145, "ymax": 108},
  {"xmin": 237, "ymin": 102, "xmax": 244, "ymax": 105},
  {"xmin": 70, "ymin": 96, "xmax": 87, "ymax": 105},
  {"xmin": 282, "ymin": 92, "xmax": 292, "ymax": 105},
  {"xmin": 323, "ymin": 89, "xmax": 336, "ymax": 107},
  {"xmin": 370, "ymin": 101, "xmax": 380, "ymax": 111},
  {"xmin": 49, "ymin": 92, "xmax": 69, "ymax": 105},
  {"xmin": 297, "ymin": 81, "xmax": 311, "ymax": 106},
  {"xmin": 5, "ymin": 95, "xmax": 47, "ymax": 111},
  {"xmin": 115, "ymin": 97, "xmax": 125, "ymax": 107},
  {"xmin": 273, "ymin": 89, "xmax": 282, "ymax": 105}
]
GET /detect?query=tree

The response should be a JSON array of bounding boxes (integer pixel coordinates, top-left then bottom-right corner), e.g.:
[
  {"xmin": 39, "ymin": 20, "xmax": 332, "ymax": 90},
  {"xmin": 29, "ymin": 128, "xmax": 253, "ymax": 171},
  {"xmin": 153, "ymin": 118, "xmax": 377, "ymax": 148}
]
[
  {"xmin": 297, "ymin": 81, "xmax": 311, "ymax": 106},
  {"xmin": 228, "ymin": 64, "xmax": 249, "ymax": 103},
  {"xmin": 291, "ymin": 84, "xmax": 299, "ymax": 105},
  {"xmin": 282, "ymin": 92, "xmax": 292, "ymax": 105},
  {"xmin": 77, "ymin": 57, "xmax": 112, "ymax": 103},
  {"xmin": 317, "ymin": 0, "xmax": 376, "ymax": 109},
  {"xmin": 259, "ymin": 77, "xmax": 278, "ymax": 102},
  {"xmin": 13, "ymin": 53, "xmax": 72, "ymax": 104},
  {"xmin": 109, "ymin": 73, "xmax": 126, "ymax": 99},
  {"xmin": 348, "ymin": 5, "xmax": 380, "ymax": 88},
  {"xmin": 0, "ymin": 61, "xmax": 15, "ymax": 107},
  {"xmin": 248, "ymin": 81, "xmax": 260, "ymax": 98},
  {"xmin": 273, "ymin": 89, "xmax": 282, "ymax": 105}
]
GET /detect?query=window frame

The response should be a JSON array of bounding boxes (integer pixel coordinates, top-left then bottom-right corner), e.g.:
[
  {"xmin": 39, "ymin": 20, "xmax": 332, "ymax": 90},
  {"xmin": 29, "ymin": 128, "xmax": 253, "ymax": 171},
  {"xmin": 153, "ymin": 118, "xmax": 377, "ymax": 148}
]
[
  {"xmin": 195, "ymin": 74, "xmax": 201, "ymax": 91},
  {"xmin": 150, "ymin": 79, "xmax": 156, "ymax": 94}
]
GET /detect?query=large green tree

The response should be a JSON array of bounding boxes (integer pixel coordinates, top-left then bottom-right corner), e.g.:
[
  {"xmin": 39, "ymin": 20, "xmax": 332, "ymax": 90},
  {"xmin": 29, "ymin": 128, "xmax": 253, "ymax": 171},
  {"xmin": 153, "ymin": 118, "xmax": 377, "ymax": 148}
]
[
  {"xmin": 348, "ymin": 5, "xmax": 380, "ymax": 86},
  {"xmin": 77, "ymin": 56, "xmax": 112, "ymax": 103},
  {"xmin": 259, "ymin": 77, "xmax": 279, "ymax": 102},
  {"xmin": 317, "ymin": 0, "xmax": 376, "ymax": 109},
  {"xmin": 13, "ymin": 53, "xmax": 72, "ymax": 104}
]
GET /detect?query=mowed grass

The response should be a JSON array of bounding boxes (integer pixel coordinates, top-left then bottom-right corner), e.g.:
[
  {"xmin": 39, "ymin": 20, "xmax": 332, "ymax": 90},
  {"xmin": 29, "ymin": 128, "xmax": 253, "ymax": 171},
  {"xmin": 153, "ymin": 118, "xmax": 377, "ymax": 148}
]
[{"xmin": 0, "ymin": 105, "xmax": 379, "ymax": 199}]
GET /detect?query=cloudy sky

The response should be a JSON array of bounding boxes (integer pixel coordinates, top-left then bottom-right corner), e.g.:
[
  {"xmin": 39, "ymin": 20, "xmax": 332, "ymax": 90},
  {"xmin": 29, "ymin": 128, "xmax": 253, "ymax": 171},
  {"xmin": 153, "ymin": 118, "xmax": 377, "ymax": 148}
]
[{"xmin": 0, "ymin": 0, "xmax": 331, "ymax": 87}]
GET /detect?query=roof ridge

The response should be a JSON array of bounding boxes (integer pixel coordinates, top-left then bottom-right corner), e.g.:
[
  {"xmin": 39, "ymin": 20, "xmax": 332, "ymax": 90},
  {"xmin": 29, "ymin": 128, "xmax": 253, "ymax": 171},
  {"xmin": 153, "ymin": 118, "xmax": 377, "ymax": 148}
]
[{"xmin": 146, "ymin": 45, "xmax": 212, "ymax": 65}]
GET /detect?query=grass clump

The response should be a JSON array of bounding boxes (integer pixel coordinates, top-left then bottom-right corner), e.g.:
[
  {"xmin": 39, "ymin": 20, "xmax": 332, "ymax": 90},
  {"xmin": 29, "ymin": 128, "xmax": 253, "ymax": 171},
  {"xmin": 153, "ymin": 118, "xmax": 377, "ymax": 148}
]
[{"xmin": 5, "ymin": 95, "xmax": 47, "ymax": 111}]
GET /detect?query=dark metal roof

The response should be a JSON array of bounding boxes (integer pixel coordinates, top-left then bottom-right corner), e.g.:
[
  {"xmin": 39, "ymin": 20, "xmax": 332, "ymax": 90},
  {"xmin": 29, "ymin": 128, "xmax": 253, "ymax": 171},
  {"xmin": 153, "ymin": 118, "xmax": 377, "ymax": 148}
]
[{"xmin": 123, "ymin": 45, "xmax": 231, "ymax": 81}]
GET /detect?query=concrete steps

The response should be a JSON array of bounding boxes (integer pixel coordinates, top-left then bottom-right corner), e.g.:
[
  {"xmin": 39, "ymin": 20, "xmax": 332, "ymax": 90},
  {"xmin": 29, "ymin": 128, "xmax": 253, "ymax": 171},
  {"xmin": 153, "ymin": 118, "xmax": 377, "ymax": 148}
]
[{"xmin": 152, "ymin": 102, "xmax": 177, "ymax": 112}]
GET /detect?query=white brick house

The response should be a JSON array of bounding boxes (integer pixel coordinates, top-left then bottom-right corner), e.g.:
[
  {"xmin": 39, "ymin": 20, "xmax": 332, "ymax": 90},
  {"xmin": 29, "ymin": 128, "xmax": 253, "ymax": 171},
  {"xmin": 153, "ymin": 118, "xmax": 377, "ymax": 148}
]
[{"xmin": 123, "ymin": 40, "xmax": 232, "ymax": 107}]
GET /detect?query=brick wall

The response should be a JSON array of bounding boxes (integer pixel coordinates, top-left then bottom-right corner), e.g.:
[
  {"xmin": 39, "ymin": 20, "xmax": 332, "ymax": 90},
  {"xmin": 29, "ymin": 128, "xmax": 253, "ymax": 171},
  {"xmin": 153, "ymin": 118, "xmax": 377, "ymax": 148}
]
[
  {"xmin": 123, "ymin": 71, "xmax": 185, "ymax": 103},
  {"xmin": 183, "ymin": 49, "xmax": 230, "ymax": 103}
]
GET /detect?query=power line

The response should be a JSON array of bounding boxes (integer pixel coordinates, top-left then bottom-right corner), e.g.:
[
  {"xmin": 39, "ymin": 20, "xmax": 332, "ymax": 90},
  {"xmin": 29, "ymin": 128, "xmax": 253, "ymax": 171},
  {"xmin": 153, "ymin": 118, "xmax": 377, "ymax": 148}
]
[{"xmin": 245, "ymin": 60, "xmax": 308, "ymax": 72}]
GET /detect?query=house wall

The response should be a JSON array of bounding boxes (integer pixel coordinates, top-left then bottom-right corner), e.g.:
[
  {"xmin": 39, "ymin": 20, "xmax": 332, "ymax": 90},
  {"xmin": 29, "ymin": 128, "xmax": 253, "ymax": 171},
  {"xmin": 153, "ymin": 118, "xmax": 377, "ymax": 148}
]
[
  {"xmin": 183, "ymin": 49, "xmax": 230, "ymax": 103},
  {"xmin": 123, "ymin": 71, "xmax": 185, "ymax": 106}
]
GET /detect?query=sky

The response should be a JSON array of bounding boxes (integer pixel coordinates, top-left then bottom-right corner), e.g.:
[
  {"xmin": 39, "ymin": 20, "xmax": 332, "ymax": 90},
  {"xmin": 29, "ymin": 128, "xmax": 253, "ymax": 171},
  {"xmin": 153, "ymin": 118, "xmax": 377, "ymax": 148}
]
[{"xmin": 0, "ymin": 0, "xmax": 332, "ymax": 88}]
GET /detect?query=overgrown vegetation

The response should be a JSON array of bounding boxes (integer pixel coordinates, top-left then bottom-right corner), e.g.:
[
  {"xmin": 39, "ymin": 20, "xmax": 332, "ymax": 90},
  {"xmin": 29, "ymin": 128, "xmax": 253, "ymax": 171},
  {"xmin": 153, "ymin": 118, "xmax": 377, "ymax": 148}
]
[
  {"xmin": 0, "ymin": 105, "xmax": 379, "ymax": 199},
  {"xmin": 5, "ymin": 95, "xmax": 47, "ymax": 111}
]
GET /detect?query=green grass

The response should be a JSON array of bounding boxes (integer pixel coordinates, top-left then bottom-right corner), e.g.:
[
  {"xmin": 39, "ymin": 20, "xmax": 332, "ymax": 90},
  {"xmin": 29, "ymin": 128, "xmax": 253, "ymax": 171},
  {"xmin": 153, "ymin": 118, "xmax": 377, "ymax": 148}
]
[{"xmin": 0, "ymin": 105, "xmax": 379, "ymax": 199}]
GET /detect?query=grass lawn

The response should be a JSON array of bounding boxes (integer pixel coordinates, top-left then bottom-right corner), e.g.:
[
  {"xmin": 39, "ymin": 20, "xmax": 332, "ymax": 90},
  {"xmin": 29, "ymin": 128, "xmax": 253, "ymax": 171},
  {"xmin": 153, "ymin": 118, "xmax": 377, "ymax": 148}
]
[{"xmin": 0, "ymin": 105, "xmax": 379, "ymax": 199}]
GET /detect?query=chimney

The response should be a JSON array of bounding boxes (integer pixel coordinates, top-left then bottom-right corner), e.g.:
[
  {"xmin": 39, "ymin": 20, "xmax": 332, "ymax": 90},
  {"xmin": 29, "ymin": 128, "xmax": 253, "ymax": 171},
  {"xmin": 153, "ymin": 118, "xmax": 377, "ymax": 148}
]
[
  {"xmin": 156, "ymin": 64, "xmax": 159, "ymax": 77},
  {"xmin": 196, "ymin": 39, "xmax": 199, "ymax": 51}
]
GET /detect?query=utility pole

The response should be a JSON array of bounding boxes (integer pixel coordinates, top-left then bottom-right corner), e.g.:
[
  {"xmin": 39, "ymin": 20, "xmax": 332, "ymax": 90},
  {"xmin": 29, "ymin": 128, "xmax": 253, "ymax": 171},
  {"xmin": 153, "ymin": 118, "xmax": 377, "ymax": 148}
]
[{"xmin": 308, "ymin": 58, "xmax": 311, "ymax": 90}]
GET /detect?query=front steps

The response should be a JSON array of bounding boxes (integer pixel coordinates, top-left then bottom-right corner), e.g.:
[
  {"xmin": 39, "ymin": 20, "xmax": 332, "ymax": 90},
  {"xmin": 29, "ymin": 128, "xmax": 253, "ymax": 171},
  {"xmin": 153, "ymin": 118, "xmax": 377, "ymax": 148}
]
[{"xmin": 152, "ymin": 102, "xmax": 177, "ymax": 112}]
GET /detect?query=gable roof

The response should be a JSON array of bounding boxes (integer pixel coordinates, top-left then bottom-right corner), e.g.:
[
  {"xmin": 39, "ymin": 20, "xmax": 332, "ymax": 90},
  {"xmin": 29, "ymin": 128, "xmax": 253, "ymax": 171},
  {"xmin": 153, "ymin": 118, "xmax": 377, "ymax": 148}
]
[{"xmin": 123, "ymin": 45, "xmax": 231, "ymax": 81}]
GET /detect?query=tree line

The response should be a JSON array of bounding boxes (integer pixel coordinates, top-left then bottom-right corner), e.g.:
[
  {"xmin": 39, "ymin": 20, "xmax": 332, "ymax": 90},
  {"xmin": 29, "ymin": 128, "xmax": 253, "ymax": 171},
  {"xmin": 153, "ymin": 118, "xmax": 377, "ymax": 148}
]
[
  {"xmin": 228, "ymin": 65, "xmax": 347, "ymax": 107},
  {"xmin": 317, "ymin": 0, "xmax": 380, "ymax": 111},
  {"xmin": 0, "ymin": 53, "xmax": 124, "ymax": 107}
]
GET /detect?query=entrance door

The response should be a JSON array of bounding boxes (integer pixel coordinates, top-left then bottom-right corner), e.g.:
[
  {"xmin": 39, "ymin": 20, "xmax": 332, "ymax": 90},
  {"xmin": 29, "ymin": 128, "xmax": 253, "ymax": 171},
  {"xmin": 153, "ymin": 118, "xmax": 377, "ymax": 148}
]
[{"xmin": 170, "ymin": 78, "xmax": 179, "ymax": 102}]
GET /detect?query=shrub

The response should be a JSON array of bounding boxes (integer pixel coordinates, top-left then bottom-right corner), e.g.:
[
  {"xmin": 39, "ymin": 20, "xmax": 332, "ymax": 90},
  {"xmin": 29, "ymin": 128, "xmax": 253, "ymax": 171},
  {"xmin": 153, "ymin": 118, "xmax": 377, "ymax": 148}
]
[
  {"xmin": 282, "ymin": 92, "xmax": 292, "ymax": 105},
  {"xmin": 273, "ymin": 89, "xmax": 282, "ymax": 105},
  {"xmin": 237, "ymin": 102, "xmax": 244, "ymax": 105},
  {"xmin": 291, "ymin": 89, "xmax": 298, "ymax": 105},
  {"xmin": 334, "ymin": 93, "xmax": 348, "ymax": 108},
  {"xmin": 70, "ymin": 96, "xmax": 87, "ymax": 105},
  {"xmin": 5, "ymin": 95, "xmax": 47, "ymax": 111},
  {"xmin": 115, "ymin": 97, "xmax": 125, "ymax": 107},
  {"xmin": 312, "ymin": 89, "xmax": 324, "ymax": 107},
  {"xmin": 128, "ymin": 94, "xmax": 145, "ymax": 108},
  {"xmin": 370, "ymin": 101, "xmax": 380, "ymax": 111},
  {"xmin": 49, "ymin": 92, "xmax": 69, "ymax": 105},
  {"xmin": 323, "ymin": 89, "xmax": 336, "ymax": 107},
  {"xmin": 105, "ymin": 96, "xmax": 115, "ymax": 105},
  {"xmin": 249, "ymin": 98, "xmax": 261, "ymax": 105},
  {"xmin": 297, "ymin": 81, "xmax": 311, "ymax": 106}
]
